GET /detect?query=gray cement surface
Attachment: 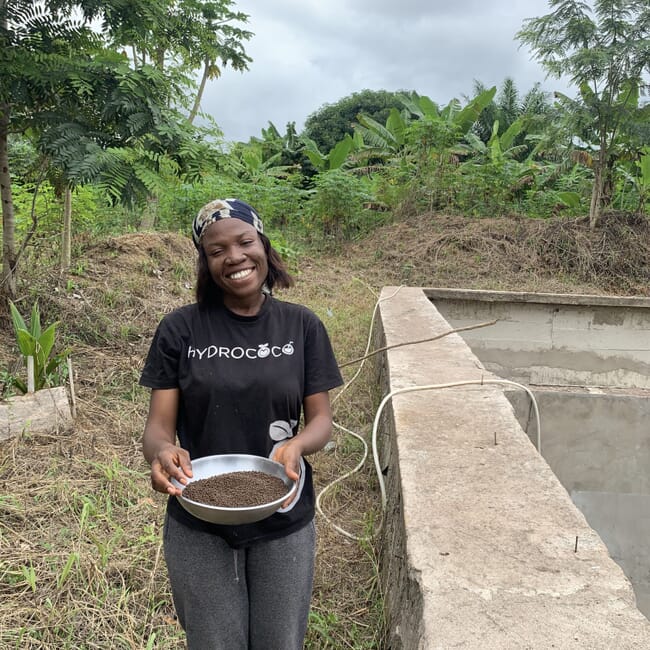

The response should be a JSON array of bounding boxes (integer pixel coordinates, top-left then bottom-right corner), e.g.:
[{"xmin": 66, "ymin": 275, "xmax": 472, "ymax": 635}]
[{"xmin": 377, "ymin": 287, "xmax": 650, "ymax": 649}]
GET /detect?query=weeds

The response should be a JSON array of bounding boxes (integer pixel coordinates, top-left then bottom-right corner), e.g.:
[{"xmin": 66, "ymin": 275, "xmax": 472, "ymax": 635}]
[
  {"xmin": 0, "ymin": 440, "xmax": 183, "ymax": 649},
  {"xmin": 0, "ymin": 233, "xmax": 387, "ymax": 649}
]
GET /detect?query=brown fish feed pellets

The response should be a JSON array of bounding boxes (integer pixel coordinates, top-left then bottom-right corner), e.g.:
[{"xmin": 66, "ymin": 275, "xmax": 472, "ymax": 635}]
[{"xmin": 182, "ymin": 470, "xmax": 289, "ymax": 508}]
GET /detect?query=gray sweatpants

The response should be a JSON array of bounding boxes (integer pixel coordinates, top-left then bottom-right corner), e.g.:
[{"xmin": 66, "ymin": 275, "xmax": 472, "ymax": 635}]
[{"xmin": 163, "ymin": 514, "xmax": 316, "ymax": 650}]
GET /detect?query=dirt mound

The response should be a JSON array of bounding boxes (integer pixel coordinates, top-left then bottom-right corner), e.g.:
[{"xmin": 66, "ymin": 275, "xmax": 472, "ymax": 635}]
[
  {"xmin": 17, "ymin": 232, "xmax": 197, "ymax": 349},
  {"xmin": 97, "ymin": 231, "xmax": 196, "ymax": 270},
  {"xmin": 337, "ymin": 211, "xmax": 650, "ymax": 296}
]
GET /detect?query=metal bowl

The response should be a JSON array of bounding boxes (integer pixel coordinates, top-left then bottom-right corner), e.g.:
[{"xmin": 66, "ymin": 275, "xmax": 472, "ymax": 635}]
[{"xmin": 171, "ymin": 454, "xmax": 297, "ymax": 525}]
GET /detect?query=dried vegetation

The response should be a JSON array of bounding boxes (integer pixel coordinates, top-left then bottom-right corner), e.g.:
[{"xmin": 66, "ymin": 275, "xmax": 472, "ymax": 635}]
[{"xmin": 0, "ymin": 212, "xmax": 648, "ymax": 649}]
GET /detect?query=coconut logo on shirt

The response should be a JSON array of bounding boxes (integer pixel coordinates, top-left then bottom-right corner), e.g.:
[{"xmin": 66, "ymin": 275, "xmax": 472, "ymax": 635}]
[
  {"xmin": 186, "ymin": 340, "xmax": 296, "ymax": 361},
  {"xmin": 269, "ymin": 419, "xmax": 298, "ymax": 441}
]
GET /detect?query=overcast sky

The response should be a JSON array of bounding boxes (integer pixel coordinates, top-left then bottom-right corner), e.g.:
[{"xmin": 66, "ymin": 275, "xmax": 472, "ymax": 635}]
[{"xmin": 202, "ymin": 0, "xmax": 573, "ymax": 143}]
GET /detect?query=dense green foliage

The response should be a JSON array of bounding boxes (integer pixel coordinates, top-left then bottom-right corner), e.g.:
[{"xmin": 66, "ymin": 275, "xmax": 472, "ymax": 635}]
[
  {"xmin": 2, "ymin": 0, "xmax": 650, "ymax": 302},
  {"xmin": 517, "ymin": 0, "xmax": 650, "ymax": 227},
  {"xmin": 0, "ymin": 0, "xmax": 251, "ymax": 298}
]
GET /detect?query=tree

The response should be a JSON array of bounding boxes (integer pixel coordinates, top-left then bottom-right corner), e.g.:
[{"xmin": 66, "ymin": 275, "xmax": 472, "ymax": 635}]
[
  {"xmin": 303, "ymin": 89, "xmax": 406, "ymax": 153},
  {"xmin": 517, "ymin": 0, "xmax": 650, "ymax": 228},
  {"xmin": 1, "ymin": 0, "xmax": 250, "ymax": 296},
  {"xmin": 1, "ymin": 0, "xmax": 105, "ymax": 298},
  {"xmin": 1, "ymin": 0, "xmax": 176, "ymax": 296},
  {"xmin": 103, "ymin": 0, "xmax": 252, "ymax": 229},
  {"xmin": 108, "ymin": 0, "xmax": 252, "ymax": 125}
]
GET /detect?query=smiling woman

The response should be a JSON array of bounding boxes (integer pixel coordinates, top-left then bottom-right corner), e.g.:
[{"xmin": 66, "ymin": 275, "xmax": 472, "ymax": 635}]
[
  {"xmin": 193, "ymin": 199, "xmax": 294, "ymax": 315},
  {"xmin": 139, "ymin": 198, "xmax": 343, "ymax": 650}
]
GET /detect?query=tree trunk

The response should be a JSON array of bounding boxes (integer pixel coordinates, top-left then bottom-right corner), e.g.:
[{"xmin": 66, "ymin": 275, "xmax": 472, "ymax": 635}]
[
  {"xmin": 155, "ymin": 46, "xmax": 165, "ymax": 71},
  {"xmin": 589, "ymin": 133, "xmax": 609, "ymax": 230},
  {"xmin": 61, "ymin": 186, "xmax": 72, "ymax": 270},
  {"xmin": 188, "ymin": 58, "xmax": 210, "ymax": 125},
  {"xmin": 589, "ymin": 168, "xmax": 603, "ymax": 229},
  {"xmin": 0, "ymin": 104, "xmax": 17, "ymax": 300},
  {"xmin": 139, "ymin": 195, "xmax": 158, "ymax": 230}
]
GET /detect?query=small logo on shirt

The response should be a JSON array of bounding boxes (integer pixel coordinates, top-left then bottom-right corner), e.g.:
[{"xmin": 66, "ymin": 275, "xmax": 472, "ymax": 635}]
[
  {"xmin": 269, "ymin": 419, "xmax": 298, "ymax": 441},
  {"xmin": 187, "ymin": 341, "xmax": 295, "ymax": 360}
]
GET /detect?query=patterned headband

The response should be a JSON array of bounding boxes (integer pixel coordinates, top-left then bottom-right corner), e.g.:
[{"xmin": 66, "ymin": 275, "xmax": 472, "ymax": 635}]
[{"xmin": 192, "ymin": 198, "xmax": 264, "ymax": 249}]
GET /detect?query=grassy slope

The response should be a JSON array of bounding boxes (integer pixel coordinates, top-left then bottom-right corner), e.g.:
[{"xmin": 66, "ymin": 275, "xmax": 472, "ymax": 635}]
[{"xmin": 0, "ymin": 212, "xmax": 648, "ymax": 649}]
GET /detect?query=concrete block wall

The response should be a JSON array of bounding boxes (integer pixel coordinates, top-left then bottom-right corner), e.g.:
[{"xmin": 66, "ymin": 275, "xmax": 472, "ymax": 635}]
[{"xmin": 376, "ymin": 287, "xmax": 650, "ymax": 649}]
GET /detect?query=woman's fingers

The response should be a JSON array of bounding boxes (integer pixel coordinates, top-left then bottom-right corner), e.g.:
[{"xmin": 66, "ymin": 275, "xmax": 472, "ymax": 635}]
[
  {"xmin": 273, "ymin": 444, "xmax": 300, "ymax": 481},
  {"xmin": 151, "ymin": 448, "xmax": 193, "ymax": 495}
]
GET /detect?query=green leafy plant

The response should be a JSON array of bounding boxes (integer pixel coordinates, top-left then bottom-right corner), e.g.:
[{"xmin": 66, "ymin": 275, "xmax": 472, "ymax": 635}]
[
  {"xmin": 8, "ymin": 301, "xmax": 71, "ymax": 393},
  {"xmin": 307, "ymin": 169, "xmax": 373, "ymax": 244},
  {"xmin": 617, "ymin": 147, "xmax": 650, "ymax": 213}
]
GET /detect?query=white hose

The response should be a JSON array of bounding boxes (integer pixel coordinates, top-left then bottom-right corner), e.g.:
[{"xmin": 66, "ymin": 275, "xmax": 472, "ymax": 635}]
[
  {"xmin": 315, "ymin": 421, "xmax": 369, "ymax": 541},
  {"xmin": 371, "ymin": 379, "xmax": 541, "ymax": 517},
  {"xmin": 317, "ymin": 286, "xmax": 402, "ymax": 540}
]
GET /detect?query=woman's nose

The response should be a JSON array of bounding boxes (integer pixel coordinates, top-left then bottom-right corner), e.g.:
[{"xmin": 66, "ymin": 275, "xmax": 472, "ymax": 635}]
[{"xmin": 226, "ymin": 246, "xmax": 246, "ymax": 263}]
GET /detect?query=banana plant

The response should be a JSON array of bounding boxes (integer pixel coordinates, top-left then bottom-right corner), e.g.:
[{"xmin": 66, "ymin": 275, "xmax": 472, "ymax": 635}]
[
  {"xmin": 354, "ymin": 88, "xmax": 498, "ymax": 159},
  {"xmin": 398, "ymin": 87, "xmax": 497, "ymax": 136},
  {"xmin": 462, "ymin": 118, "xmax": 528, "ymax": 164},
  {"xmin": 8, "ymin": 301, "xmax": 71, "ymax": 393},
  {"xmin": 355, "ymin": 108, "xmax": 408, "ymax": 153},
  {"xmin": 301, "ymin": 133, "xmax": 359, "ymax": 171},
  {"xmin": 617, "ymin": 147, "xmax": 650, "ymax": 213},
  {"xmin": 636, "ymin": 148, "xmax": 650, "ymax": 213}
]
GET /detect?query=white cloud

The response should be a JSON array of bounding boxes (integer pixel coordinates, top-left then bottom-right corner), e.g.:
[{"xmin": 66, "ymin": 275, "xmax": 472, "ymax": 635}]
[{"xmin": 201, "ymin": 0, "xmax": 572, "ymax": 142}]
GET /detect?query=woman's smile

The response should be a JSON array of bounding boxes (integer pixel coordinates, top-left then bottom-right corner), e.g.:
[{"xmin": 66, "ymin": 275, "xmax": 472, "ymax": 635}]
[{"xmin": 227, "ymin": 268, "xmax": 254, "ymax": 280}]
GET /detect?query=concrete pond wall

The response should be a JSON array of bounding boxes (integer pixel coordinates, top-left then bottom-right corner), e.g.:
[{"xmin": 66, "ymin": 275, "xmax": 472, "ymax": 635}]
[
  {"xmin": 375, "ymin": 286, "xmax": 650, "ymax": 649},
  {"xmin": 507, "ymin": 389, "xmax": 650, "ymax": 617},
  {"xmin": 426, "ymin": 287, "xmax": 650, "ymax": 621},
  {"xmin": 424, "ymin": 288, "xmax": 650, "ymax": 389}
]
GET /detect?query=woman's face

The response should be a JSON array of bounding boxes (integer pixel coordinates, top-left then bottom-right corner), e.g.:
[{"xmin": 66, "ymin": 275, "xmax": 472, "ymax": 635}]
[{"xmin": 201, "ymin": 218, "xmax": 269, "ymax": 305}]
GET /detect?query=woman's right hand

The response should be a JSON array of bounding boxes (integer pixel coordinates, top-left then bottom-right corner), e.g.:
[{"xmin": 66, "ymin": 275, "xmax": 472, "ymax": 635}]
[
  {"xmin": 142, "ymin": 389, "xmax": 191, "ymax": 496},
  {"xmin": 149, "ymin": 443, "xmax": 193, "ymax": 496}
]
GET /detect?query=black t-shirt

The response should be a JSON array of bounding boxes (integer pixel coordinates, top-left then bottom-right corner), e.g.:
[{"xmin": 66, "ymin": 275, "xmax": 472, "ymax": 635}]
[{"xmin": 140, "ymin": 295, "xmax": 343, "ymax": 547}]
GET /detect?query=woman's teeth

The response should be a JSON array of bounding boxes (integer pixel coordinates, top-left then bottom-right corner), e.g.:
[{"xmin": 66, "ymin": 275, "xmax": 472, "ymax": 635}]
[{"xmin": 229, "ymin": 269, "xmax": 253, "ymax": 280}]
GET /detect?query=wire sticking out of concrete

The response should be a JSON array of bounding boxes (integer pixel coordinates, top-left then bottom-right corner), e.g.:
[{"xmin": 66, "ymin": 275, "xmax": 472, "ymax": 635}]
[
  {"xmin": 337, "ymin": 319, "xmax": 498, "ymax": 369},
  {"xmin": 371, "ymin": 379, "xmax": 542, "ymax": 531}
]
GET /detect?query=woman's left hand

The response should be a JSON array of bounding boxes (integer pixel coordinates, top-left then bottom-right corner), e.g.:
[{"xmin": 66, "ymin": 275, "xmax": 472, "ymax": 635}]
[
  {"xmin": 272, "ymin": 440, "xmax": 302, "ymax": 507},
  {"xmin": 272, "ymin": 391, "xmax": 334, "ymax": 508}
]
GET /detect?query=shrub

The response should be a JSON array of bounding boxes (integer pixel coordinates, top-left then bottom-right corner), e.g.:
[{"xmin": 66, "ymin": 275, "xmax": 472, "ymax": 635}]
[{"xmin": 8, "ymin": 301, "xmax": 70, "ymax": 393}]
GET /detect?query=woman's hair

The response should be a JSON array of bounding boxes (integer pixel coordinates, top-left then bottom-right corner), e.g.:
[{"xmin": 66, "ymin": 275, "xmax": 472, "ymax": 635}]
[{"xmin": 195, "ymin": 232, "xmax": 294, "ymax": 306}]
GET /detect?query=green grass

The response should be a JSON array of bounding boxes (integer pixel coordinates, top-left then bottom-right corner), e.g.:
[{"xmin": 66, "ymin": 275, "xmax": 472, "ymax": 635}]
[{"xmin": 0, "ymin": 233, "xmax": 387, "ymax": 649}]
